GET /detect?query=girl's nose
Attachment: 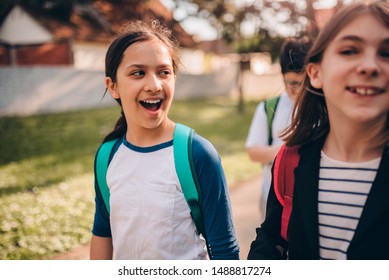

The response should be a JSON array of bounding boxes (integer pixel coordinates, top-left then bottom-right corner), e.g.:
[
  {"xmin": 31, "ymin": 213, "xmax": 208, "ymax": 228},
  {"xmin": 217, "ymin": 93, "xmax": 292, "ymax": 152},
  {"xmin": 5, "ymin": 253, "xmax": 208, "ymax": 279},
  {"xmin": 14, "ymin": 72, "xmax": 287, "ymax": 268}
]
[
  {"xmin": 356, "ymin": 54, "xmax": 380, "ymax": 77},
  {"xmin": 144, "ymin": 74, "xmax": 162, "ymax": 93}
]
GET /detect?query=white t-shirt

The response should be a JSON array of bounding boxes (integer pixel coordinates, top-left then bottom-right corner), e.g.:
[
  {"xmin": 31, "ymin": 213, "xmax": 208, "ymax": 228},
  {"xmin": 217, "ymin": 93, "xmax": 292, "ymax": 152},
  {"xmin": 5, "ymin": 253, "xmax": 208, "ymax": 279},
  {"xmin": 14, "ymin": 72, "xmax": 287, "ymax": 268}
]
[
  {"xmin": 246, "ymin": 91, "xmax": 294, "ymax": 218},
  {"xmin": 107, "ymin": 141, "xmax": 207, "ymax": 260}
]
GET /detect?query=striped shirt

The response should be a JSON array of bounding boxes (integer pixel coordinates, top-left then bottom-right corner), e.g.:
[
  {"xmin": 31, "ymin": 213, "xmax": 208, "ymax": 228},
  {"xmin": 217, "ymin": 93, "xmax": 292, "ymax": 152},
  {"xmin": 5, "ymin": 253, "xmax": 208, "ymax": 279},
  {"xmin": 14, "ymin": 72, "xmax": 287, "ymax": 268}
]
[{"xmin": 318, "ymin": 151, "xmax": 381, "ymax": 260}]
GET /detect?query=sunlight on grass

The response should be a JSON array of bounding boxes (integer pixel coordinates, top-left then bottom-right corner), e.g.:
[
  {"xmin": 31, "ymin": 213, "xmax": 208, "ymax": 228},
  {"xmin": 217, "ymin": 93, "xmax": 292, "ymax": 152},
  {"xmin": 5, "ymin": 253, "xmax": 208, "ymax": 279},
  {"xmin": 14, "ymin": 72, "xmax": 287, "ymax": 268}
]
[
  {"xmin": 0, "ymin": 154, "xmax": 92, "ymax": 195},
  {"xmin": 0, "ymin": 174, "xmax": 94, "ymax": 259}
]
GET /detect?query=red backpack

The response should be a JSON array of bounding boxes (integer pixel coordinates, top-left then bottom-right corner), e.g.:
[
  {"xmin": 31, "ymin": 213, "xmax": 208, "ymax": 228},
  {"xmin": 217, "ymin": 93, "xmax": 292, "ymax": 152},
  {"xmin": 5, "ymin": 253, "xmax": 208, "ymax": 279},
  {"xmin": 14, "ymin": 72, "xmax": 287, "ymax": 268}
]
[{"xmin": 273, "ymin": 144, "xmax": 300, "ymax": 240}]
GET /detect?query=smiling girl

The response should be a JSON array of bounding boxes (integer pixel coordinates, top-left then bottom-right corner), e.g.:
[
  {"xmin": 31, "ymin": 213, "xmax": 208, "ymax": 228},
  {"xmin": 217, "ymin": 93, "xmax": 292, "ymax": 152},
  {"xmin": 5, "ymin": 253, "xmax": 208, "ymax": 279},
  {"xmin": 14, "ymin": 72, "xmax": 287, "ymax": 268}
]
[
  {"xmin": 90, "ymin": 20, "xmax": 239, "ymax": 260},
  {"xmin": 248, "ymin": 1, "xmax": 389, "ymax": 260}
]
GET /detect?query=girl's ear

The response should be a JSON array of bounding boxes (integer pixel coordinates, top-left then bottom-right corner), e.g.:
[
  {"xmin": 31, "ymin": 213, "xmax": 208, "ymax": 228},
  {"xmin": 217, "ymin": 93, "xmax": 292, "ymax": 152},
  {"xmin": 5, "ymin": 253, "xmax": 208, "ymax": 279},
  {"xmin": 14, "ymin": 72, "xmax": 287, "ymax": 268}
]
[
  {"xmin": 307, "ymin": 63, "xmax": 323, "ymax": 89},
  {"xmin": 105, "ymin": 77, "xmax": 120, "ymax": 99}
]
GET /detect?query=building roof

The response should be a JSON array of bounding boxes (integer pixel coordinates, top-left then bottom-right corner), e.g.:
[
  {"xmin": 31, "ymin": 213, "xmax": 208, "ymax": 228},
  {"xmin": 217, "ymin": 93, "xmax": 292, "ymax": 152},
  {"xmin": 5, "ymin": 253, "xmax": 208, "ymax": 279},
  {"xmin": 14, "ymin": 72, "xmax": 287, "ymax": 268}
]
[{"xmin": 0, "ymin": 0, "xmax": 197, "ymax": 48}]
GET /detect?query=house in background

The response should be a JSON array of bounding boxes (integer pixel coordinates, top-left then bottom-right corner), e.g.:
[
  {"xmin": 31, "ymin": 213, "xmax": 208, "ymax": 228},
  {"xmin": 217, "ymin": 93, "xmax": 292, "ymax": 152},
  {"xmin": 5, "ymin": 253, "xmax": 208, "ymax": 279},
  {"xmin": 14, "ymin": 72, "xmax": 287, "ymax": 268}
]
[
  {"xmin": 0, "ymin": 0, "xmax": 202, "ymax": 71},
  {"xmin": 0, "ymin": 1, "xmax": 242, "ymax": 116},
  {"xmin": 0, "ymin": 4, "xmax": 73, "ymax": 66}
]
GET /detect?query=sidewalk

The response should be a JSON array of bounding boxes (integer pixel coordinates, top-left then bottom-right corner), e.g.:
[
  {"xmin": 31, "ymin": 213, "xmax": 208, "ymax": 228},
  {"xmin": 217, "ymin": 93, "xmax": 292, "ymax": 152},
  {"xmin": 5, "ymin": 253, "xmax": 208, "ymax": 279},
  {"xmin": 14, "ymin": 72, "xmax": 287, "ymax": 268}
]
[
  {"xmin": 51, "ymin": 174, "xmax": 263, "ymax": 260},
  {"xmin": 230, "ymin": 174, "xmax": 262, "ymax": 259}
]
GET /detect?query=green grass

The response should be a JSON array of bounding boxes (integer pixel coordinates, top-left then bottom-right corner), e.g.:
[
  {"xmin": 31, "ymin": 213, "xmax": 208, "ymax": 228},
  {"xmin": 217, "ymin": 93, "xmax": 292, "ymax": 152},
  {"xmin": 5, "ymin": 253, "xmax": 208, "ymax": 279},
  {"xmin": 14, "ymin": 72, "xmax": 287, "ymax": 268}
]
[{"xmin": 0, "ymin": 97, "xmax": 261, "ymax": 259}]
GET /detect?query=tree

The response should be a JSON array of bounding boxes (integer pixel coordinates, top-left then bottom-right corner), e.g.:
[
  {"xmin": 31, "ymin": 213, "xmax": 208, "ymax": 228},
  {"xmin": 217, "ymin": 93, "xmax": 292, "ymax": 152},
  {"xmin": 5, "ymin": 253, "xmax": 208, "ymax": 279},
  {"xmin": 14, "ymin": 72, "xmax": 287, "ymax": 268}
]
[{"xmin": 170, "ymin": 0, "xmax": 354, "ymax": 49}]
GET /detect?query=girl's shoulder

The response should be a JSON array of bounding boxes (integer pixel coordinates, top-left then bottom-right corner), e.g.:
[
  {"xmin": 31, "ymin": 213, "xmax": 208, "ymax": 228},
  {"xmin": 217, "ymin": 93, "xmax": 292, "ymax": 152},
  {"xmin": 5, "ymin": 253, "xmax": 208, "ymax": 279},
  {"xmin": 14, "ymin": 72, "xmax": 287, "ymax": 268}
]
[{"xmin": 191, "ymin": 132, "xmax": 220, "ymax": 162}]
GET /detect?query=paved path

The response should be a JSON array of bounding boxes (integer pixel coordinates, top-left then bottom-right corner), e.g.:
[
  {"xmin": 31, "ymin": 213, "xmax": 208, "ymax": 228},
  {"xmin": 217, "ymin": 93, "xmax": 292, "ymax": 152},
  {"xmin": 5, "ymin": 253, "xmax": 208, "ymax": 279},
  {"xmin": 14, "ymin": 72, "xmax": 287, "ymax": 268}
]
[
  {"xmin": 230, "ymin": 174, "xmax": 262, "ymax": 259},
  {"xmin": 52, "ymin": 174, "xmax": 263, "ymax": 260}
]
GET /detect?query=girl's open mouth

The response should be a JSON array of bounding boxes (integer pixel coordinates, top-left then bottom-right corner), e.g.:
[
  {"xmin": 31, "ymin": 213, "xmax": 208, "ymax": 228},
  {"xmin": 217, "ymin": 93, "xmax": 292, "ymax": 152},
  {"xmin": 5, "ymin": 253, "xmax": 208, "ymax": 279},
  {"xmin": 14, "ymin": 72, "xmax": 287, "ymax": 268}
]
[{"xmin": 140, "ymin": 99, "xmax": 163, "ymax": 112}]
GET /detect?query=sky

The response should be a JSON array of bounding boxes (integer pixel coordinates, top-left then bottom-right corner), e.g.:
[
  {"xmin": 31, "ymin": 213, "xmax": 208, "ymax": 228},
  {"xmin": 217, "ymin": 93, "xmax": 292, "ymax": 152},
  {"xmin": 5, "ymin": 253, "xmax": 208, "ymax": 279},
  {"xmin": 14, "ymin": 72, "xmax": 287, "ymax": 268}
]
[
  {"xmin": 161, "ymin": 0, "xmax": 218, "ymax": 40},
  {"xmin": 161, "ymin": 0, "xmax": 341, "ymax": 41}
]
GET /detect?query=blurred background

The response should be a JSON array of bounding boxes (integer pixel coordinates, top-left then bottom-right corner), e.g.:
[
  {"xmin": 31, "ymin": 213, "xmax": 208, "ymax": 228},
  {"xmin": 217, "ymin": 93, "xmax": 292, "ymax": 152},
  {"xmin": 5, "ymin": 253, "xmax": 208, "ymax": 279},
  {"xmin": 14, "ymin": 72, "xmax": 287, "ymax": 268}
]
[
  {"xmin": 0, "ymin": 0, "xmax": 359, "ymax": 260},
  {"xmin": 0, "ymin": 0, "xmax": 354, "ymax": 116}
]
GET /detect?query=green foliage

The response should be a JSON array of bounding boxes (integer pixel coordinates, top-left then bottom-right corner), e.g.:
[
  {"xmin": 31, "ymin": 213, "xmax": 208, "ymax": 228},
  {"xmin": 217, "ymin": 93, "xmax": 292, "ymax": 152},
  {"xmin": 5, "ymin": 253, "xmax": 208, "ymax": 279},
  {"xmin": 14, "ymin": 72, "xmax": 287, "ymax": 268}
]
[
  {"xmin": 233, "ymin": 34, "xmax": 285, "ymax": 62},
  {"xmin": 0, "ymin": 98, "xmax": 261, "ymax": 259}
]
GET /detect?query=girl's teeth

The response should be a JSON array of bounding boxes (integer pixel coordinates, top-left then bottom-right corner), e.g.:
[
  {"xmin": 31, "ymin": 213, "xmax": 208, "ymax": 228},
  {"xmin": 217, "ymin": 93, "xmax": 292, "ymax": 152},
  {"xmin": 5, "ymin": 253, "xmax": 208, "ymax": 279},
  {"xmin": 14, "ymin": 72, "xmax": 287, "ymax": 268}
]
[
  {"xmin": 356, "ymin": 88, "xmax": 367, "ymax": 95},
  {"xmin": 144, "ymin": 100, "xmax": 160, "ymax": 104},
  {"xmin": 140, "ymin": 99, "xmax": 162, "ymax": 111},
  {"xmin": 354, "ymin": 88, "xmax": 377, "ymax": 96}
]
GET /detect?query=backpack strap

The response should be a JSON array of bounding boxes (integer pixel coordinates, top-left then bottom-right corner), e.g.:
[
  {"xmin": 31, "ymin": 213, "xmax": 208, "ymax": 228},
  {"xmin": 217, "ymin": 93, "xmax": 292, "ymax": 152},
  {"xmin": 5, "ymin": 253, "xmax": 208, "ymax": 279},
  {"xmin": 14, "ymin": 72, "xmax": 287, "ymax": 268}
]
[
  {"xmin": 174, "ymin": 123, "xmax": 211, "ymax": 258},
  {"xmin": 173, "ymin": 123, "xmax": 204, "ymax": 236},
  {"xmin": 95, "ymin": 138, "xmax": 121, "ymax": 215},
  {"xmin": 273, "ymin": 144, "xmax": 300, "ymax": 240},
  {"xmin": 264, "ymin": 96, "xmax": 280, "ymax": 145}
]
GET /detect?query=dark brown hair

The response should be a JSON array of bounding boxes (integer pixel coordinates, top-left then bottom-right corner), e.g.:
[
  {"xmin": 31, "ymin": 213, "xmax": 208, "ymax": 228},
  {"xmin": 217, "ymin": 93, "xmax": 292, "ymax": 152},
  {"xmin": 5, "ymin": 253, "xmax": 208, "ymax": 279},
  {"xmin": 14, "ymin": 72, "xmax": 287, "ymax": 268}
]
[
  {"xmin": 279, "ymin": 36, "xmax": 312, "ymax": 74},
  {"xmin": 282, "ymin": 1, "xmax": 389, "ymax": 147}
]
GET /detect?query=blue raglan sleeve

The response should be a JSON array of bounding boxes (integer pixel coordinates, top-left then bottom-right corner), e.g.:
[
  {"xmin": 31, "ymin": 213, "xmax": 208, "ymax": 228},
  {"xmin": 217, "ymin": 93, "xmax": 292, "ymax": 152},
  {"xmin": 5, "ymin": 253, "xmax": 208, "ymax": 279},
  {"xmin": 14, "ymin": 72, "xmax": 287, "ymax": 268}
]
[
  {"xmin": 91, "ymin": 145, "xmax": 114, "ymax": 238},
  {"xmin": 192, "ymin": 133, "xmax": 240, "ymax": 260},
  {"xmin": 91, "ymin": 177, "xmax": 112, "ymax": 237}
]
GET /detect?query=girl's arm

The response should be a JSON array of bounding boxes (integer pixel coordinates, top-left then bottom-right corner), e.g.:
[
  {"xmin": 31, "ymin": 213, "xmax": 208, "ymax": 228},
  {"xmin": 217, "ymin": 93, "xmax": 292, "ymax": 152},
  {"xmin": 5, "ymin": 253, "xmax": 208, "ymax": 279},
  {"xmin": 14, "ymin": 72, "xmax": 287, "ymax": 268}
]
[
  {"xmin": 90, "ymin": 235, "xmax": 113, "ymax": 260},
  {"xmin": 193, "ymin": 135, "xmax": 240, "ymax": 260},
  {"xmin": 247, "ymin": 144, "xmax": 281, "ymax": 164},
  {"xmin": 246, "ymin": 101, "xmax": 275, "ymax": 164},
  {"xmin": 91, "ymin": 164, "xmax": 113, "ymax": 259}
]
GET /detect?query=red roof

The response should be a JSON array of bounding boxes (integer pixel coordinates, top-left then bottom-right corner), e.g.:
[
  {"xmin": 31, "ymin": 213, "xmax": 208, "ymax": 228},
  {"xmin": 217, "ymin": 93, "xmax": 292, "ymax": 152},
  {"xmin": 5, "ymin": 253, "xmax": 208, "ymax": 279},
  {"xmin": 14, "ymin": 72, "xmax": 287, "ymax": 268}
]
[{"xmin": 89, "ymin": 0, "xmax": 197, "ymax": 47}]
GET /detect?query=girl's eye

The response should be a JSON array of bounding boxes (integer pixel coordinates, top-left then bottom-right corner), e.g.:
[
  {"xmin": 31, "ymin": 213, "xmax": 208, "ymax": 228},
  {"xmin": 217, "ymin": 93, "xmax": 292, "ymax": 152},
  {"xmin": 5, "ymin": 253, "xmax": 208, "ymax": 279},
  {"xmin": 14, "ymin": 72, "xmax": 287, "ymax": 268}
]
[
  {"xmin": 339, "ymin": 48, "xmax": 358, "ymax": 55},
  {"xmin": 132, "ymin": 70, "xmax": 145, "ymax": 76},
  {"xmin": 159, "ymin": 70, "xmax": 171, "ymax": 76},
  {"xmin": 379, "ymin": 49, "xmax": 389, "ymax": 58}
]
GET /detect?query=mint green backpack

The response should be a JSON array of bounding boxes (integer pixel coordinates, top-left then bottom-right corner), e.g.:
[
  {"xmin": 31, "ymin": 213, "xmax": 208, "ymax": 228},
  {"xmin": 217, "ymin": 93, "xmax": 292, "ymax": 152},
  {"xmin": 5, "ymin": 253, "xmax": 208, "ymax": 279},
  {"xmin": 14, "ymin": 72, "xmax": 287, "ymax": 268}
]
[{"xmin": 94, "ymin": 123, "xmax": 210, "ymax": 254}]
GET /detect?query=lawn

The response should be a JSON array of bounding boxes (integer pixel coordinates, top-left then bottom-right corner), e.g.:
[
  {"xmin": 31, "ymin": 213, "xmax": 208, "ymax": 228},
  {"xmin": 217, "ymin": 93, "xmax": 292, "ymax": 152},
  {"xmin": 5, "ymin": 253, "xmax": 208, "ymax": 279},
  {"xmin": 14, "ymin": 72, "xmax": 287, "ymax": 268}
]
[{"xmin": 0, "ymin": 97, "xmax": 261, "ymax": 259}]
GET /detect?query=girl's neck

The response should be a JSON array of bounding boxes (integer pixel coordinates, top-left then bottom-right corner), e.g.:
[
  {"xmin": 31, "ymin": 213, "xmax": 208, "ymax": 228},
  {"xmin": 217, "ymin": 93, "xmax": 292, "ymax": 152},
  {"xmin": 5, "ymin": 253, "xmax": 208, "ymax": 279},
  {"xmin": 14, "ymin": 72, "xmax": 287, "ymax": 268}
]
[
  {"xmin": 126, "ymin": 120, "xmax": 175, "ymax": 147},
  {"xmin": 323, "ymin": 122, "xmax": 384, "ymax": 162}
]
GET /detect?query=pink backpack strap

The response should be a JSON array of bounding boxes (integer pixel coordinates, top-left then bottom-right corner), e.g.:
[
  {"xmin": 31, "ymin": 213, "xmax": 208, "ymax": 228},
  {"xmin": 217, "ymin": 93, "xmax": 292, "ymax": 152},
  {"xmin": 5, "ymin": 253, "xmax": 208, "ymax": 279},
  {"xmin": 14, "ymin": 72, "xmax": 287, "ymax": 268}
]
[{"xmin": 273, "ymin": 144, "xmax": 300, "ymax": 240}]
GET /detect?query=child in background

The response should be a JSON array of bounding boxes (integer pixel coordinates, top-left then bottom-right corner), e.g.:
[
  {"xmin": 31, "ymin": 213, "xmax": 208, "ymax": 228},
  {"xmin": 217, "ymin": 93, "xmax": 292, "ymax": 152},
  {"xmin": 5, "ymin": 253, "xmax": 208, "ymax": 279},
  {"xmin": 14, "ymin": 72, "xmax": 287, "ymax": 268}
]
[
  {"xmin": 248, "ymin": 1, "xmax": 389, "ymax": 260},
  {"xmin": 246, "ymin": 37, "xmax": 312, "ymax": 220},
  {"xmin": 90, "ymin": 20, "xmax": 239, "ymax": 260}
]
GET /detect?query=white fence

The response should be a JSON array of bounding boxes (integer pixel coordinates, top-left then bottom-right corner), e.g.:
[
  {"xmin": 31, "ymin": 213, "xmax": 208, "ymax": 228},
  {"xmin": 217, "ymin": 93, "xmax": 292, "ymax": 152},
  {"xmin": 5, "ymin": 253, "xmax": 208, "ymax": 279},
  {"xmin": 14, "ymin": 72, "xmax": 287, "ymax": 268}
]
[{"xmin": 0, "ymin": 65, "xmax": 283, "ymax": 116}]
